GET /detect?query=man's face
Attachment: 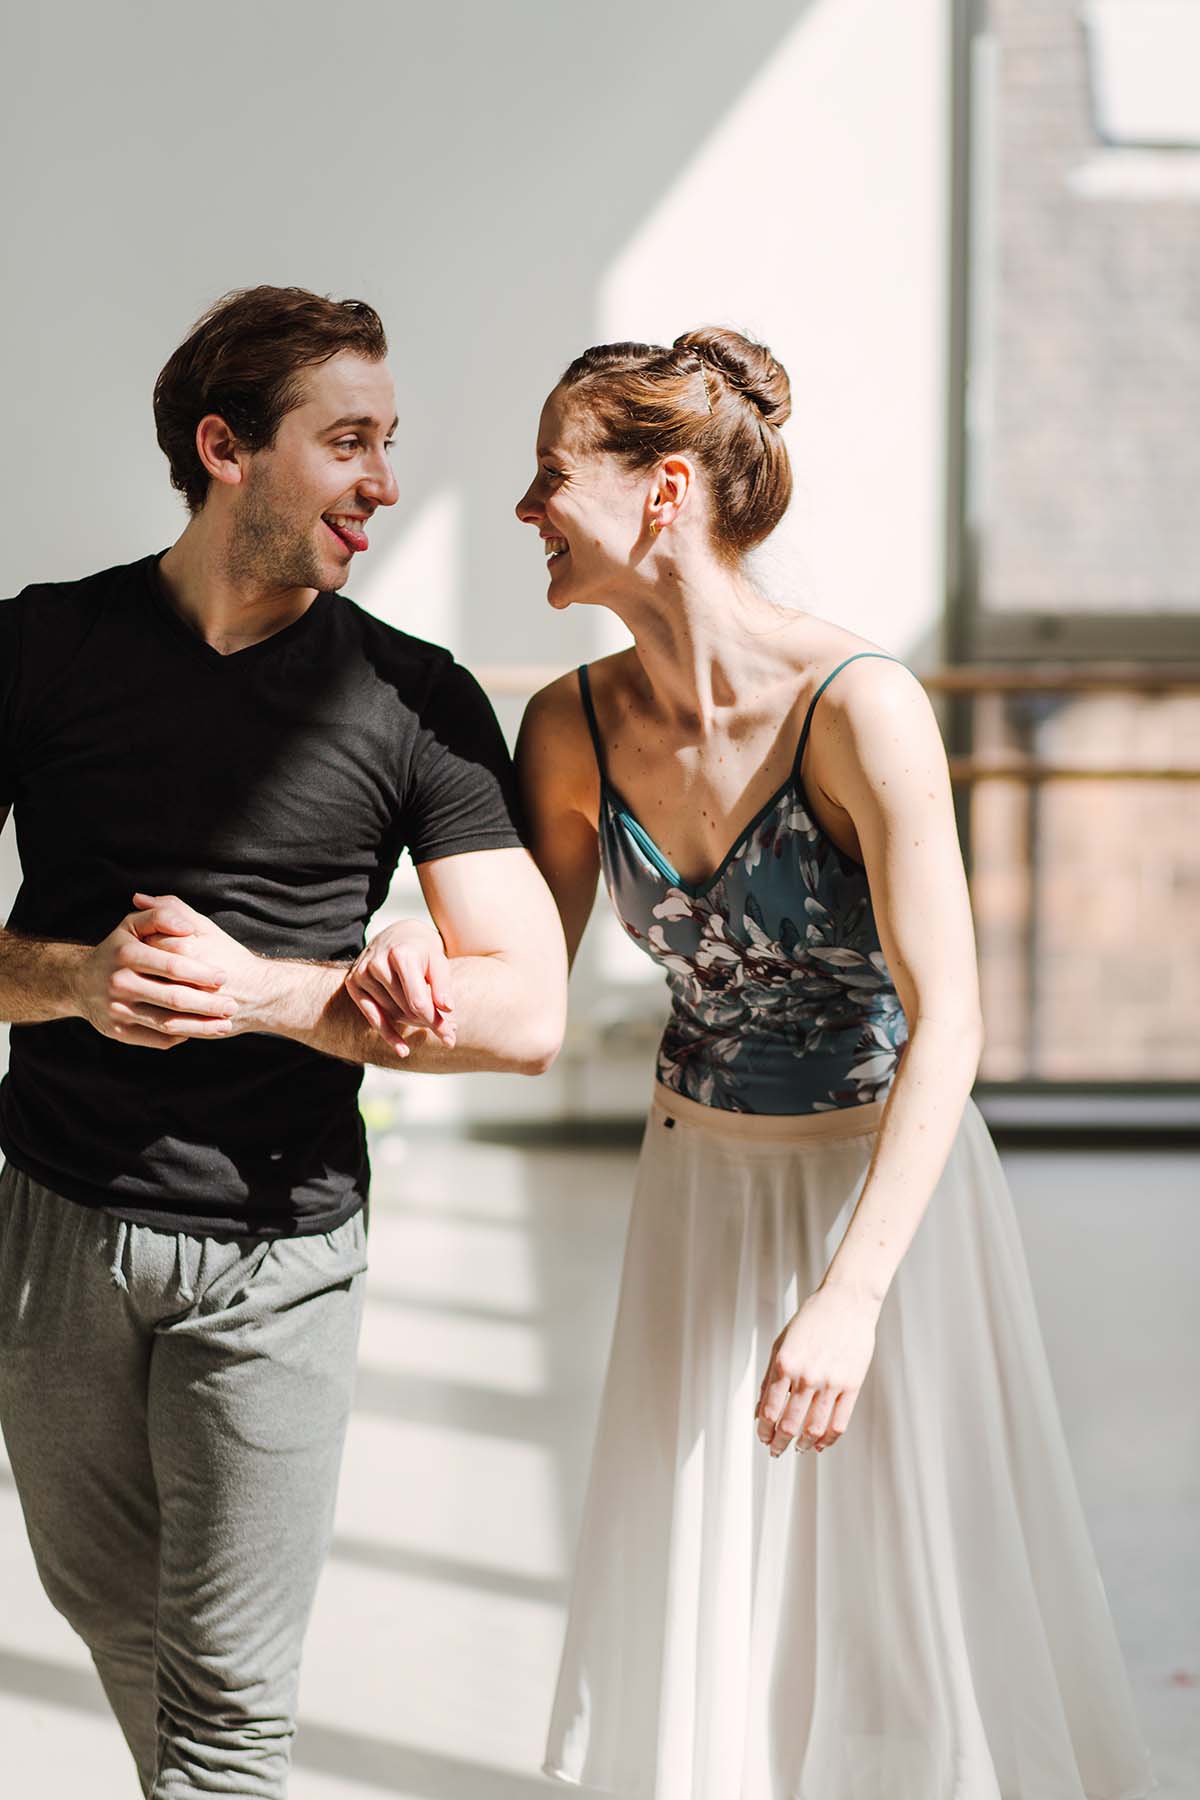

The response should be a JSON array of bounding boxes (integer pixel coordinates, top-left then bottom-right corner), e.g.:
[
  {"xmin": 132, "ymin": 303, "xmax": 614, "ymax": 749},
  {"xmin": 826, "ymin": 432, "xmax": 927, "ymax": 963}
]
[{"xmin": 229, "ymin": 351, "xmax": 400, "ymax": 592}]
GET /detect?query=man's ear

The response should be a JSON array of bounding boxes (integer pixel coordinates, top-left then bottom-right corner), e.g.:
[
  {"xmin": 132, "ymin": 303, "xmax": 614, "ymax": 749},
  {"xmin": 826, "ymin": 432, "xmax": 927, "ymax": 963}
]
[{"xmin": 194, "ymin": 414, "xmax": 248, "ymax": 492}]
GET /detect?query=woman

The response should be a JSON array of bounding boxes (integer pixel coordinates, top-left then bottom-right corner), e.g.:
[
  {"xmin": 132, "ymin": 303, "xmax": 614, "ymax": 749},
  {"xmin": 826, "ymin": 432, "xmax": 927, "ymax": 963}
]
[{"xmin": 348, "ymin": 330, "xmax": 1153, "ymax": 1800}]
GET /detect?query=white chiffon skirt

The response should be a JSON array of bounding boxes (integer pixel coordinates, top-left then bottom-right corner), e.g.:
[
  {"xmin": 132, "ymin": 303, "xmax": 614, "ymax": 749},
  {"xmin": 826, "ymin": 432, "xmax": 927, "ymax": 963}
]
[{"xmin": 544, "ymin": 1087, "xmax": 1155, "ymax": 1800}]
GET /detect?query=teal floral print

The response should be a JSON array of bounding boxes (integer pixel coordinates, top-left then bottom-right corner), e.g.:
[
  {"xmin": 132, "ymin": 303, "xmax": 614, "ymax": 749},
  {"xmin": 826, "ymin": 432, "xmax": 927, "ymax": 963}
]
[
  {"xmin": 582, "ymin": 651, "xmax": 910, "ymax": 1116},
  {"xmin": 605, "ymin": 787, "xmax": 908, "ymax": 1115}
]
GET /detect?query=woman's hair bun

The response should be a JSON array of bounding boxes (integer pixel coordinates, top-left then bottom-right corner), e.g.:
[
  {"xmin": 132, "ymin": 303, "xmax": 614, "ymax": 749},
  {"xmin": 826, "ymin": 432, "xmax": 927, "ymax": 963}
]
[
  {"xmin": 557, "ymin": 324, "xmax": 794, "ymax": 556},
  {"xmin": 673, "ymin": 327, "xmax": 791, "ymax": 428}
]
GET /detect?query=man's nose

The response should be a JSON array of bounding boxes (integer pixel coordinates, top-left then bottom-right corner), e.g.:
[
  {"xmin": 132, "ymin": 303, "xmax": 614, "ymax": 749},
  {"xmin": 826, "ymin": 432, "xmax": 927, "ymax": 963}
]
[{"xmin": 363, "ymin": 447, "xmax": 400, "ymax": 508}]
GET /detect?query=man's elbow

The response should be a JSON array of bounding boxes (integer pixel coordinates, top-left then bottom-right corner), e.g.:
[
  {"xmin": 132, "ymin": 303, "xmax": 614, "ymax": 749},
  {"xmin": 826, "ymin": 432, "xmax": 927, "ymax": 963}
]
[
  {"xmin": 509, "ymin": 991, "xmax": 566, "ymax": 1076},
  {"xmin": 514, "ymin": 1018, "xmax": 565, "ymax": 1077}
]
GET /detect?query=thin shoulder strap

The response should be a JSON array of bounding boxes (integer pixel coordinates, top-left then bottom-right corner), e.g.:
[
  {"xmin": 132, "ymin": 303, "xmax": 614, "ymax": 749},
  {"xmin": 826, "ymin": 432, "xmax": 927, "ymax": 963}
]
[
  {"xmin": 794, "ymin": 652, "xmax": 900, "ymax": 773},
  {"xmin": 576, "ymin": 663, "xmax": 608, "ymax": 781}
]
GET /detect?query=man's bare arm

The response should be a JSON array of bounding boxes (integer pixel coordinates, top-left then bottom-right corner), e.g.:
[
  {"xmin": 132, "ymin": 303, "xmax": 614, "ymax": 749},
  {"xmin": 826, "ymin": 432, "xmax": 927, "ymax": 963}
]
[
  {"xmin": 135, "ymin": 846, "xmax": 568, "ymax": 1075},
  {"xmin": 338, "ymin": 847, "xmax": 569, "ymax": 1072},
  {"xmin": 0, "ymin": 804, "xmax": 238, "ymax": 1055},
  {"xmin": 240, "ymin": 950, "xmax": 554, "ymax": 1074},
  {"xmin": 0, "ymin": 928, "xmax": 88, "ymax": 1025}
]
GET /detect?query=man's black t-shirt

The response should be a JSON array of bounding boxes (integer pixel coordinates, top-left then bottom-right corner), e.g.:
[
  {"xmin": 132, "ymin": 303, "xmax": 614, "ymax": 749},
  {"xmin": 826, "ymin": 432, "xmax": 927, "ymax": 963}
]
[{"xmin": 0, "ymin": 554, "xmax": 525, "ymax": 1236}]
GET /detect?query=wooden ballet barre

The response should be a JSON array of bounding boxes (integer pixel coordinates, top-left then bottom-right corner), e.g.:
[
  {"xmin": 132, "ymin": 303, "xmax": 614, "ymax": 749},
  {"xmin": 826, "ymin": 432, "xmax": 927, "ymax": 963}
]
[
  {"xmin": 473, "ymin": 664, "xmax": 1200, "ymax": 699},
  {"xmin": 924, "ymin": 665, "xmax": 1200, "ymax": 696},
  {"xmin": 947, "ymin": 759, "xmax": 1200, "ymax": 783},
  {"xmin": 474, "ymin": 665, "xmax": 1200, "ymax": 783}
]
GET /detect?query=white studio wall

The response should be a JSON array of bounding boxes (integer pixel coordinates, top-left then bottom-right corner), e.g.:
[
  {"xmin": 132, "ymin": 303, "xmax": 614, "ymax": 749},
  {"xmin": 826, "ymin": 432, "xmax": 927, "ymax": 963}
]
[{"xmin": 0, "ymin": 0, "xmax": 951, "ymax": 1095}]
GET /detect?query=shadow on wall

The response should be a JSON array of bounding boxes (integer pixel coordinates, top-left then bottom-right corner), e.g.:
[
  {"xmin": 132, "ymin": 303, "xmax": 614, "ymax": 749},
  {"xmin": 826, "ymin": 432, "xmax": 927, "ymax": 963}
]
[
  {"xmin": 0, "ymin": 0, "xmax": 816, "ymax": 1079},
  {"xmin": 1, "ymin": 0, "xmax": 809, "ymax": 672}
]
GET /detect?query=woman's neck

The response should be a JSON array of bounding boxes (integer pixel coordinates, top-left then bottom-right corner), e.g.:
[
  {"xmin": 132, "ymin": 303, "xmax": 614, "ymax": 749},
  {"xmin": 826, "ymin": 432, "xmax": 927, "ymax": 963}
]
[{"xmin": 608, "ymin": 559, "xmax": 799, "ymax": 733}]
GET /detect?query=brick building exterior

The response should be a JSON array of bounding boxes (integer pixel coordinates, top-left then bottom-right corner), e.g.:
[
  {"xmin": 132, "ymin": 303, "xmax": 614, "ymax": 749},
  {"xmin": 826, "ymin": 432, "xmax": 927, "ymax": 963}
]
[
  {"xmin": 983, "ymin": 0, "xmax": 1200, "ymax": 612},
  {"xmin": 967, "ymin": 0, "xmax": 1200, "ymax": 1081}
]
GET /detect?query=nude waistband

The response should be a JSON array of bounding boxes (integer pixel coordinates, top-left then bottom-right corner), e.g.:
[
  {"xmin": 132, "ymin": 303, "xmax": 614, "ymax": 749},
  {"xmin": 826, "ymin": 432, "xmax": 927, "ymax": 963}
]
[{"xmin": 650, "ymin": 1083, "xmax": 885, "ymax": 1144}]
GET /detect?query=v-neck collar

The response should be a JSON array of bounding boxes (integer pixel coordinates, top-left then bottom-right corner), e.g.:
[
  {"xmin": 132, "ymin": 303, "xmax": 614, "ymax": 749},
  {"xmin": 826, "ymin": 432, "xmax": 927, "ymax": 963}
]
[
  {"xmin": 604, "ymin": 771, "xmax": 801, "ymax": 899},
  {"xmin": 142, "ymin": 551, "xmax": 333, "ymax": 668},
  {"xmin": 582, "ymin": 653, "xmax": 892, "ymax": 898}
]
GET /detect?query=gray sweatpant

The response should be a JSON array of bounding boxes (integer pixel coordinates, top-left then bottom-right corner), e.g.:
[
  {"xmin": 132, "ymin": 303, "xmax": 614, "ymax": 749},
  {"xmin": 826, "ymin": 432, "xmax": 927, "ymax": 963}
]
[{"xmin": 0, "ymin": 1161, "xmax": 368, "ymax": 1798}]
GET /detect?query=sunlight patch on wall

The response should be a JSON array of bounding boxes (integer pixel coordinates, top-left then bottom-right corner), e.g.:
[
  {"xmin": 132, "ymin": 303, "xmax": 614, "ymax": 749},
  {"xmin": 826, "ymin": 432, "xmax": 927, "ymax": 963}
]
[{"xmin": 595, "ymin": 0, "xmax": 947, "ymax": 664}]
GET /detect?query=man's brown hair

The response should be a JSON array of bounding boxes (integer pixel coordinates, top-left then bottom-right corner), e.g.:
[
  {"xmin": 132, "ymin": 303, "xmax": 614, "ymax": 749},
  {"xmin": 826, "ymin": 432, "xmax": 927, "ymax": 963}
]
[{"xmin": 153, "ymin": 286, "xmax": 388, "ymax": 512}]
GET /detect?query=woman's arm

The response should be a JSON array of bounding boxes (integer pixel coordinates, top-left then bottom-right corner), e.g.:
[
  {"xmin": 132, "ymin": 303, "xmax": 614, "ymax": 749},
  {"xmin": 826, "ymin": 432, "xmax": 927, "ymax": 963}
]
[
  {"xmin": 757, "ymin": 659, "xmax": 984, "ymax": 1454},
  {"xmin": 513, "ymin": 674, "xmax": 603, "ymax": 969},
  {"xmin": 810, "ymin": 659, "xmax": 984, "ymax": 1298},
  {"xmin": 342, "ymin": 673, "xmax": 600, "ymax": 1047}
]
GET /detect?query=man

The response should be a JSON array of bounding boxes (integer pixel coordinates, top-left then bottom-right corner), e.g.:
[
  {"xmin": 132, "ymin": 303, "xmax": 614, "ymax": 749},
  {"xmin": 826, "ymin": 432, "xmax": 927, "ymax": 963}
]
[{"xmin": 0, "ymin": 285, "xmax": 567, "ymax": 1797}]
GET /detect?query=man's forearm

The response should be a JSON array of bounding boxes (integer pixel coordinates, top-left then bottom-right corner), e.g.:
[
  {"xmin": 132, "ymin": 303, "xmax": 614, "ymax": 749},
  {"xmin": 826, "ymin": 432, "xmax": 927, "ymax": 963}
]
[
  {"xmin": 251, "ymin": 952, "xmax": 558, "ymax": 1074},
  {"xmin": 0, "ymin": 928, "xmax": 86, "ymax": 1024}
]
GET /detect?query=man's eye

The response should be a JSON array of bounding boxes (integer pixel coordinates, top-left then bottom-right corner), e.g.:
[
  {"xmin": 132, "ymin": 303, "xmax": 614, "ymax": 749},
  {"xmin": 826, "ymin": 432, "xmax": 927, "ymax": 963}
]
[
  {"xmin": 335, "ymin": 437, "xmax": 362, "ymax": 452},
  {"xmin": 542, "ymin": 466, "xmax": 564, "ymax": 481}
]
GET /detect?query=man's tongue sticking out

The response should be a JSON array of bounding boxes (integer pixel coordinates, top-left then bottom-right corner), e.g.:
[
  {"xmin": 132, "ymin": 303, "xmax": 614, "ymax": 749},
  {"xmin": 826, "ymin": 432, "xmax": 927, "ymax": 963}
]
[{"xmin": 324, "ymin": 512, "xmax": 370, "ymax": 554}]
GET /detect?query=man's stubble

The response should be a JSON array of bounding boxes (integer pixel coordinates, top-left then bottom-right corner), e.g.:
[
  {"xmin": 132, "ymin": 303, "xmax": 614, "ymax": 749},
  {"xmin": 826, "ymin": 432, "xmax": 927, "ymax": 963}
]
[{"xmin": 227, "ymin": 463, "xmax": 330, "ymax": 594}]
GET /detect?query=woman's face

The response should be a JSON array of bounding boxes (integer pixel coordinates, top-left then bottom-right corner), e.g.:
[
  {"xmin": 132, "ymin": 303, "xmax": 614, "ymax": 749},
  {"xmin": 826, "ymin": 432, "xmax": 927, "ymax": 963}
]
[{"xmin": 514, "ymin": 387, "xmax": 652, "ymax": 610}]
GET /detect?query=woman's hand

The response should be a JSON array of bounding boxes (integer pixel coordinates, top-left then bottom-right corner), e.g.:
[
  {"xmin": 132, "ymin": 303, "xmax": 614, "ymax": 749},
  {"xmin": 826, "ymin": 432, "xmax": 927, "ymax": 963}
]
[
  {"xmin": 345, "ymin": 919, "xmax": 455, "ymax": 1059},
  {"xmin": 755, "ymin": 1282, "xmax": 881, "ymax": 1457}
]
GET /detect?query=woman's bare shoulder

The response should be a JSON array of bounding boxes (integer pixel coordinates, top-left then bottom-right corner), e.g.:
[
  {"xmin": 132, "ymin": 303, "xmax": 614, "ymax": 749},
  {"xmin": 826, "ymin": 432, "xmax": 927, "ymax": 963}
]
[
  {"xmin": 800, "ymin": 637, "xmax": 941, "ymax": 799},
  {"xmin": 526, "ymin": 647, "xmax": 638, "ymax": 713},
  {"xmin": 768, "ymin": 608, "xmax": 896, "ymax": 676},
  {"xmin": 525, "ymin": 665, "xmax": 584, "ymax": 720},
  {"xmin": 519, "ymin": 667, "xmax": 602, "ymax": 813}
]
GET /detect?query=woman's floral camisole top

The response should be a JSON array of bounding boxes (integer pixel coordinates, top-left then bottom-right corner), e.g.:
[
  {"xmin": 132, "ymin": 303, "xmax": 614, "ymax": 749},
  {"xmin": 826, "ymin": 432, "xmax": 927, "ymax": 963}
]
[{"xmin": 579, "ymin": 653, "xmax": 909, "ymax": 1115}]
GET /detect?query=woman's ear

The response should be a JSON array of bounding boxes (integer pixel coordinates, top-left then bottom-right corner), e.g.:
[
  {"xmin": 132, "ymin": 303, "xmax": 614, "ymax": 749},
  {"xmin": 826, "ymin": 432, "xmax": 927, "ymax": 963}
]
[{"xmin": 649, "ymin": 455, "xmax": 695, "ymax": 532}]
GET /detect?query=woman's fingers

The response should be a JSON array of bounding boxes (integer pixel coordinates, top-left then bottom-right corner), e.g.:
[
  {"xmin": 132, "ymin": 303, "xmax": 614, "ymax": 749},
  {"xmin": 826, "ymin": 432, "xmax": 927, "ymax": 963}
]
[
  {"xmin": 759, "ymin": 1376, "xmax": 853, "ymax": 1457},
  {"xmin": 757, "ymin": 1365, "xmax": 799, "ymax": 1445},
  {"xmin": 794, "ymin": 1388, "xmax": 837, "ymax": 1451},
  {"xmin": 379, "ymin": 947, "xmax": 437, "ymax": 1026},
  {"xmin": 352, "ymin": 964, "xmax": 418, "ymax": 1028},
  {"xmin": 813, "ymin": 1388, "xmax": 857, "ymax": 1451},
  {"xmin": 790, "ymin": 1387, "xmax": 856, "ymax": 1454},
  {"xmin": 345, "ymin": 983, "xmax": 411, "ymax": 1057},
  {"xmin": 386, "ymin": 945, "xmax": 456, "ymax": 1043},
  {"xmin": 344, "ymin": 921, "xmax": 457, "ymax": 1050},
  {"xmin": 772, "ymin": 1383, "xmax": 819, "ymax": 1453},
  {"xmin": 348, "ymin": 951, "xmax": 456, "ymax": 1047},
  {"xmin": 424, "ymin": 945, "xmax": 455, "ymax": 1020},
  {"xmin": 353, "ymin": 953, "xmax": 431, "ymax": 1026},
  {"xmin": 345, "ymin": 975, "xmax": 376, "ymax": 1023}
]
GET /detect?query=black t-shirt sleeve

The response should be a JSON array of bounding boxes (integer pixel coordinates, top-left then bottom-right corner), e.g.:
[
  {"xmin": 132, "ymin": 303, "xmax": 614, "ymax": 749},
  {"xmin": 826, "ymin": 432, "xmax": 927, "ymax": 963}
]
[
  {"xmin": 403, "ymin": 657, "xmax": 526, "ymax": 865},
  {"xmin": 0, "ymin": 595, "xmax": 23, "ymax": 810}
]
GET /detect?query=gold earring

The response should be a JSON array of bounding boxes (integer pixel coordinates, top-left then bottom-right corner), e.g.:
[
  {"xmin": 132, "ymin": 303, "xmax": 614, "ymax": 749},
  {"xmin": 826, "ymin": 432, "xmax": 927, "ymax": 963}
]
[{"xmin": 650, "ymin": 520, "xmax": 662, "ymax": 536}]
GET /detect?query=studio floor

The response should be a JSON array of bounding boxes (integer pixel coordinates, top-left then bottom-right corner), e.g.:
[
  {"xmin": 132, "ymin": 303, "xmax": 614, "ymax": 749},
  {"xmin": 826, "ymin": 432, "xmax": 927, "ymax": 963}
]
[{"xmin": 1, "ymin": 1131, "xmax": 1196, "ymax": 1800}]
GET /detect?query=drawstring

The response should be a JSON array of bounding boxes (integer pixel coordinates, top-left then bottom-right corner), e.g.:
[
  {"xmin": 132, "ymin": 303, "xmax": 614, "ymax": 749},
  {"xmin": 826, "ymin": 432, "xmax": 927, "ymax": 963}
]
[
  {"xmin": 175, "ymin": 1232, "xmax": 196, "ymax": 1305},
  {"xmin": 108, "ymin": 1220, "xmax": 130, "ymax": 1292},
  {"xmin": 106, "ymin": 1221, "xmax": 199, "ymax": 1306}
]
